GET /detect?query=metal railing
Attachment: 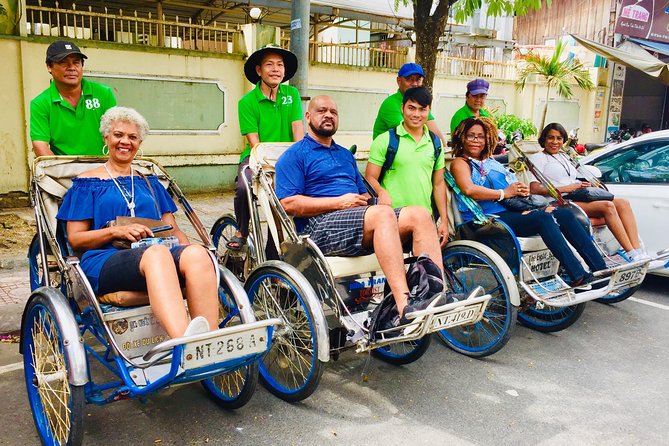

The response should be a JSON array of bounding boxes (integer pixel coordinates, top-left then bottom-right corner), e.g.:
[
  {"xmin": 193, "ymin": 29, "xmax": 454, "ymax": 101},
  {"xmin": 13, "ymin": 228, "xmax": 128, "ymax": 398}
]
[
  {"xmin": 24, "ymin": 2, "xmax": 516, "ymax": 79},
  {"xmin": 435, "ymin": 54, "xmax": 517, "ymax": 80},
  {"xmin": 309, "ymin": 41, "xmax": 408, "ymax": 70},
  {"xmin": 26, "ymin": 1, "xmax": 240, "ymax": 53}
]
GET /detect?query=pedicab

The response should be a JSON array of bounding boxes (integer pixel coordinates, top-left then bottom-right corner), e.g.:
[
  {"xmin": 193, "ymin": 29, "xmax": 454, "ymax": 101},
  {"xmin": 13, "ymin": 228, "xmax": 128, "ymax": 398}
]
[
  {"xmin": 22, "ymin": 156, "xmax": 281, "ymax": 446},
  {"xmin": 443, "ymin": 135, "xmax": 667, "ymax": 335},
  {"xmin": 207, "ymin": 142, "xmax": 522, "ymax": 401}
]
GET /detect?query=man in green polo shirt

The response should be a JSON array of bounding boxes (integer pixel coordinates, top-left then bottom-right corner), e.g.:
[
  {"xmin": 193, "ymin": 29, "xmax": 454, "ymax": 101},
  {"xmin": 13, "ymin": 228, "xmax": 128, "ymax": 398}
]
[
  {"xmin": 229, "ymin": 44, "xmax": 304, "ymax": 250},
  {"xmin": 30, "ymin": 40, "xmax": 116, "ymax": 156},
  {"xmin": 366, "ymin": 87, "xmax": 448, "ymax": 246},
  {"xmin": 372, "ymin": 63, "xmax": 445, "ymax": 144},
  {"xmin": 449, "ymin": 78, "xmax": 491, "ymax": 134}
]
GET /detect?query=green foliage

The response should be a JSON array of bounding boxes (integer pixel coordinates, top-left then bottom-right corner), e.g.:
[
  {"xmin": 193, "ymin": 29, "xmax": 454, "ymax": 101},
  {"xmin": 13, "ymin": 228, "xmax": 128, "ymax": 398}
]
[
  {"xmin": 397, "ymin": 0, "xmax": 548, "ymax": 22},
  {"xmin": 516, "ymin": 38, "xmax": 594, "ymax": 99},
  {"xmin": 394, "ymin": 0, "xmax": 551, "ymax": 89},
  {"xmin": 494, "ymin": 113, "xmax": 538, "ymax": 141}
]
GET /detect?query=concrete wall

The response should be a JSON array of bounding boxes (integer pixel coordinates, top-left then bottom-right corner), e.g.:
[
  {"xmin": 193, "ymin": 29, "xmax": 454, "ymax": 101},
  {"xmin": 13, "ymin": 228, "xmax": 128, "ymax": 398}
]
[
  {"xmin": 0, "ymin": 35, "xmax": 607, "ymax": 204},
  {"xmin": 0, "ymin": 38, "xmax": 30, "ymax": 199}
]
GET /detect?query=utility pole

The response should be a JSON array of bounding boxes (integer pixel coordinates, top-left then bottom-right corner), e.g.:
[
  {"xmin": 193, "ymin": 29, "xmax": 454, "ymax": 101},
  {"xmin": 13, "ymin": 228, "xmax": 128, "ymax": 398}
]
[{"xmin": 290, "ymin": 0, "xmax": 310, "ymax": 102}]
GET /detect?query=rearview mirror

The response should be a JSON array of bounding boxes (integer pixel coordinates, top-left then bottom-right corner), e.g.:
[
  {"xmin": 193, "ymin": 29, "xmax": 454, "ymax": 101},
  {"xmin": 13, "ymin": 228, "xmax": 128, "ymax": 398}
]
[{"xmin": 581, "ymin": 165, "xmax": 602, "ymax": 178}]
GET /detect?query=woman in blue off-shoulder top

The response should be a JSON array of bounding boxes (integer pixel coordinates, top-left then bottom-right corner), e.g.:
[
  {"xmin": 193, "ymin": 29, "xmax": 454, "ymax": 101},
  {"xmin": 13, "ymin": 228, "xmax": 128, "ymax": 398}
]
[{"xmin": 56, "ymin": 106, "xmax": 217, "ymax": 338}]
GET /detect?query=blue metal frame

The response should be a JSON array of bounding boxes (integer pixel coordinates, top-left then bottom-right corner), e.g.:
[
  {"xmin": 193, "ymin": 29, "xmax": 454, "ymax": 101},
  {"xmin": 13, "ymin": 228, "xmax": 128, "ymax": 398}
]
[
  {"xmin": 75, "ymin": 310, "xmax": 273, "ymax": 405},
  {"xmin": 25, "ymin": 158, "xmax": 272, "ymax": 409}
]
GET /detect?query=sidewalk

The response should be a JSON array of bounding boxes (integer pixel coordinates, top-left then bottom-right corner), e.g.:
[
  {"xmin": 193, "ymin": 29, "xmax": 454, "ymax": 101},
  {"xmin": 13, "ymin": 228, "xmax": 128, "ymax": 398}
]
[{"xmin": 0, "ymin": 192, "xmax": 234, "ymax": 334}]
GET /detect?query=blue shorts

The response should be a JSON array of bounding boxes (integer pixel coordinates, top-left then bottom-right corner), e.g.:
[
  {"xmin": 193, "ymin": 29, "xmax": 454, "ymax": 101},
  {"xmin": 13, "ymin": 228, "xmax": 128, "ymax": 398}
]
[{"xmin": 97, "ymin": 245, "xmax": 187, "ymax": 295}]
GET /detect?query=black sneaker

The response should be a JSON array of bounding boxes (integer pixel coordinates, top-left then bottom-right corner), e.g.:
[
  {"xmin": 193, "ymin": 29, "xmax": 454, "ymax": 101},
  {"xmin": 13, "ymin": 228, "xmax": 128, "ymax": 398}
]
[
  {"xmin": 398, "ymin": 293, "xmax": 445, "ymax": 335},
  {"xmin": 443, "ymin": 293, "xmax": 468, "ymax": 304},
  {"xmin": 570, "ymin": 274, "xmax": 607, "ymax": 292}
]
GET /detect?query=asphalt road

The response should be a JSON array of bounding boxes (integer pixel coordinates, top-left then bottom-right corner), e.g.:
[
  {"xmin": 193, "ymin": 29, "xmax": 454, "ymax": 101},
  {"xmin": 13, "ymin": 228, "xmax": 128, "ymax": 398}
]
[{"xmin": 1, "ymin": 275, "xmax": 667, "ymax": 445}]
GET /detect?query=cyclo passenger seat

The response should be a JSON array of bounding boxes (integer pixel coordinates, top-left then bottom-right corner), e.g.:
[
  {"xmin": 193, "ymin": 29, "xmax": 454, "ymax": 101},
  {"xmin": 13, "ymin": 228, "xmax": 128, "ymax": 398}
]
[
  {"xmin": 250, "ymin": 143, "xmax": 385, "ymax": 278},
  {"xmin": 33, "ymin": 157, "xmax": 176, "ymax": 360}
]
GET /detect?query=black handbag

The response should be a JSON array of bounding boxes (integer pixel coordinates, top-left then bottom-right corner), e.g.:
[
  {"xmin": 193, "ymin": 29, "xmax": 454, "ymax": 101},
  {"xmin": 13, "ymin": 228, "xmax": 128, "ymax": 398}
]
[
  {"xmin": 500, "ymin": 195, "xmax": 552, "ymax": 212},
  {"xmin": 563, "ymin": 187, "xmax": 614, "ymax": 202}
]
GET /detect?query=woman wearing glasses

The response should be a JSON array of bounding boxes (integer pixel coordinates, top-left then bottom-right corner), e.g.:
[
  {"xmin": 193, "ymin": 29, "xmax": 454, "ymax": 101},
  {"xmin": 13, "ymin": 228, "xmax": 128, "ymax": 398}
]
[{"xmin": 450, "ymin": 117, "xmax": 607, "ymax": 287}]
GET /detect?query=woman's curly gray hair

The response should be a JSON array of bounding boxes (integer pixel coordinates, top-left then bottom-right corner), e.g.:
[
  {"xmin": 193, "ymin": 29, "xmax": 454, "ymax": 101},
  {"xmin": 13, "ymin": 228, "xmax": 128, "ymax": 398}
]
[{"xmin": 99, "ymin": 106, "xmax": 150, "ymax": 141}]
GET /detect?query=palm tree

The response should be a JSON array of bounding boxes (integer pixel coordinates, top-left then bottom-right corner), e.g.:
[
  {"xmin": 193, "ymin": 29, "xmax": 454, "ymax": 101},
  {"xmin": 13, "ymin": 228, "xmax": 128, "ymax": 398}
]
[{"xmin": 516, "ymin": 38, "xmax": 594, "ymax": 130}]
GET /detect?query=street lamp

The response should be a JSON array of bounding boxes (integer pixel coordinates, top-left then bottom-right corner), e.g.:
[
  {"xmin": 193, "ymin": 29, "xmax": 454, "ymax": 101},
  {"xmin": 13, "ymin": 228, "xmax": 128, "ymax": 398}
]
[{"xmin": 249, "ymin": 7, "xmax": 262, "ymax": 21}]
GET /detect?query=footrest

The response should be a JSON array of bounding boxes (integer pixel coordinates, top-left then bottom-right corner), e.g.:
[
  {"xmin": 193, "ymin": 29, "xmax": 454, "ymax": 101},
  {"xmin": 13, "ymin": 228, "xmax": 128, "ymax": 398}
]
[
  {"xmin": 522, "ymin": 260, "xmax": 649, "ymax": 307},
  {"xmin": 521, "ymin": 276, "xmax": 582, "ymax": 307},
  {"xmin": 604, "ymin": 253, "xmax": 628, "ymax": 269},
  {"xmin": 527, "ymin": 277, "xmax": 570, "ymax": 296},
  {"xmin": 142, "ymin": 318, "xmax": 282, "ymax": 370},
  {"xmin": 605, "ymin": 260, "xmax": 648, "ymax": 292},
  {"xmin": 360, "ymin": 292, "xmax": 491, "ymax": 352}
]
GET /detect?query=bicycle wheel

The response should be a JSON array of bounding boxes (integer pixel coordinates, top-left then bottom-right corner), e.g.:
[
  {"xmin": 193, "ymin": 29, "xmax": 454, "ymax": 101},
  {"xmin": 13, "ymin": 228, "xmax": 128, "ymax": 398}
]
[
  {"xmin": 22, "ymin": 290, "xmax": 85, "ymax": 446},
  {"xmin": 518, "ymin": 302, "xmax": 587, "ymax": 332},
  {"xmin": 210, "ymin": 215, "xmax": 253, "ymax": 281},
  {"xmin": 201, "ymin": 284, "xmax": 259, "ymax": 410},
  {"xmin": 439, "ymin": 245, "xmax": 517, "ymax": 357},
  {"xmin": 595, "ymin": 284, "xmax": 641, "ymax": 304},
  {"xmin": 371, "ymin": 335, "xmax": 432, "ymax": 365},
  {"xmin": 210, "ymin": 214, "xmax": 238, "ymax": 255},
  {"xmin": 29, "ymin": 235, "xmax": 62, "ymax": 292},
  {"xmin": 245, "ymin": 264, "xmax": 324, "ymax": 402}
]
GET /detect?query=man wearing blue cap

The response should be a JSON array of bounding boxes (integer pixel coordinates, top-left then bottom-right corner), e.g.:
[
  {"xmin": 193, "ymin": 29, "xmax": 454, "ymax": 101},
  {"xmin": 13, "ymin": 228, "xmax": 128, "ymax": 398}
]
[
  {"xmin": 372, "ymin": 63, "xmax": 445, "ymax": 143},
  {"xmin": 449, "ymin": 78, "xmax": 491, "ymax": 134}
]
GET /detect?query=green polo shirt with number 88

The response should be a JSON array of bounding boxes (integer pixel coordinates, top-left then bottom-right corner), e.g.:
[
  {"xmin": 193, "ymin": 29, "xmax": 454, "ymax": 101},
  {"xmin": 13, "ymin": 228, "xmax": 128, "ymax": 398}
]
[
  {"xmin": 30, "ymin": 78, "xmax": 116, "ymax": 155},
  {"xmin": 238, "ymin": 82, "xmax": 303, "ymax": 162}
]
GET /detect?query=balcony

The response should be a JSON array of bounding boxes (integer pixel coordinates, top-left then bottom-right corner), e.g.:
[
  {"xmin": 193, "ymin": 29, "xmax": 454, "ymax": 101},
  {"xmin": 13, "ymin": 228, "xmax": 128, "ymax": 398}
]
[
  {"xmin": 26, "ymin": 1, "xmax": 239, "ymax": 53},
  {"xmin": 23, "ymin": 1, "xmax": 516, "ymax": 81}
]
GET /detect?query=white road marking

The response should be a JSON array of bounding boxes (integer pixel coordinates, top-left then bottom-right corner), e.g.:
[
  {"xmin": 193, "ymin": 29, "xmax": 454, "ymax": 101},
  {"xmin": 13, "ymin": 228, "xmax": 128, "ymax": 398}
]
[
  {"xmin": 629, "ymin": 297, "xmax": 669, "ymax": 311},
  {"xmin": 0, "ymin": 361, "xmax": 23, "ymax": 375}
]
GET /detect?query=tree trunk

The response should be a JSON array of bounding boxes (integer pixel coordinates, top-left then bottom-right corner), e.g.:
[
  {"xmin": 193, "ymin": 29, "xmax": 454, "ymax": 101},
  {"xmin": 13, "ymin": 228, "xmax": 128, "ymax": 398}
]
[
  {"xmin": 413, "ymin": 0, "xmax": 453, "ymax": 91},
  {"xmin": 540, "ymin": 85, "xmax": 550, "ymax": 131}
]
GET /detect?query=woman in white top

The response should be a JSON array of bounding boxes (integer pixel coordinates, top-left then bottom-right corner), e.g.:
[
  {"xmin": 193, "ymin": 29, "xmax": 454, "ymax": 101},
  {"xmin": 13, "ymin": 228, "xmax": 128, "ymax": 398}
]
[{"xmin": 529, "ymin": 123, "xmax": 648, "ymax": 262}]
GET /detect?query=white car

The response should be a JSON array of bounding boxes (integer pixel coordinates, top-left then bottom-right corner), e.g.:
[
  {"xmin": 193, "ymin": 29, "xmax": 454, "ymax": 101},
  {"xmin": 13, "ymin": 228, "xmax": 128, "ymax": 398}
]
[{"xmin": 581, "ymin": 130, "xmax": 669, "ymax": 276}]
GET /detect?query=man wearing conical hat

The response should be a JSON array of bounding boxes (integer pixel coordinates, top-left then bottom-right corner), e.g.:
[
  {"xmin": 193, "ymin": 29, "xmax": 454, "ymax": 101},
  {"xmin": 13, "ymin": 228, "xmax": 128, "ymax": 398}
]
[{"xmin": 229, "ymin": 44, "xmax": 304, "ymax": 251}]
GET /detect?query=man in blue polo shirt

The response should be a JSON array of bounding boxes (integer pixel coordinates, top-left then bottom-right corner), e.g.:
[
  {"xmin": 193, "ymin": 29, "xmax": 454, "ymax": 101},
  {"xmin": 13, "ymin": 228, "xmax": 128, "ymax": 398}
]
[
  {"xmin": 276, "ymin": 95, "xmax": 450, "ymax": 327},
  {"xmin": 30, "ymin": 40, "xmax": 116, "ymax": 156}
]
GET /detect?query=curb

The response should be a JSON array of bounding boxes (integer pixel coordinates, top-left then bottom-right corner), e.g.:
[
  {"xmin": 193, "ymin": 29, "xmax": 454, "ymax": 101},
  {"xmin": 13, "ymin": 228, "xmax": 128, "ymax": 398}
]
[{"xmin": 0, "ymin": 256, "xmax": 28, "ymax": 271}]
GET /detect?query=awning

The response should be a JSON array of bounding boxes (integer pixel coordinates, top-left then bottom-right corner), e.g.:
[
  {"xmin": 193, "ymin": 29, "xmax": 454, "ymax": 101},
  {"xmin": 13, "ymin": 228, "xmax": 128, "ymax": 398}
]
[
  {"xmin": 628, "ymin": 37, "xmax": 669, "ymax": 58},
  {"xmin": 571, "ymin": 34, "xmax": 669, "ymax": 84}
]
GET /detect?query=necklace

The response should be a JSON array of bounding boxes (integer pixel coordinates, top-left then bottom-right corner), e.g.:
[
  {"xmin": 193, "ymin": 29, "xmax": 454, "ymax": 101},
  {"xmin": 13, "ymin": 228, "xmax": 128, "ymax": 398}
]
[{"xmin": 103, "ymin": 162, "xmax": 135, "ymax": 216}]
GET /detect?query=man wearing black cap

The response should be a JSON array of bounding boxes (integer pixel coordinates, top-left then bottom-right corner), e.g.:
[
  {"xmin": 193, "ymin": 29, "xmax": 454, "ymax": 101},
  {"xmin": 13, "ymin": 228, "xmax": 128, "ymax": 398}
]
[
  {"xmin": 30, "ymin": 40, "xmax": 116, "ymax": 156},
  {"xmin": 228, "ymin": 44, "xmax": 304, "ymax": 250},
  {"xmin": 372, "ymin": 62, "xmax": 445, "ymax": 143},
  {"xmin": 449, "ymin": 78, "xmax": 491, "ymax": 134}
]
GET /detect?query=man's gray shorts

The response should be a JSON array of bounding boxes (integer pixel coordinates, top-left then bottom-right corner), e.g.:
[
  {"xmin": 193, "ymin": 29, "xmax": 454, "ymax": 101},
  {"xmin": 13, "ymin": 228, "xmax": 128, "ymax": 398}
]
[{"xmin": 304, "ymin": 206, "xmax": 402, "ymax": 256}]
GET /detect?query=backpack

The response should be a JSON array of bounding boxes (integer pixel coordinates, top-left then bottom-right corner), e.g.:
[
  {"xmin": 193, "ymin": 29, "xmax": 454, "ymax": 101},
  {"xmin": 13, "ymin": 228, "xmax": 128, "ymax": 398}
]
[
  {"xmin": 367, "ymin": 254, "xmax": 444, "ymax": 338},
  {"xmin": 378, "ymin": 127, "xmax": 442, "ymax": 183}
]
